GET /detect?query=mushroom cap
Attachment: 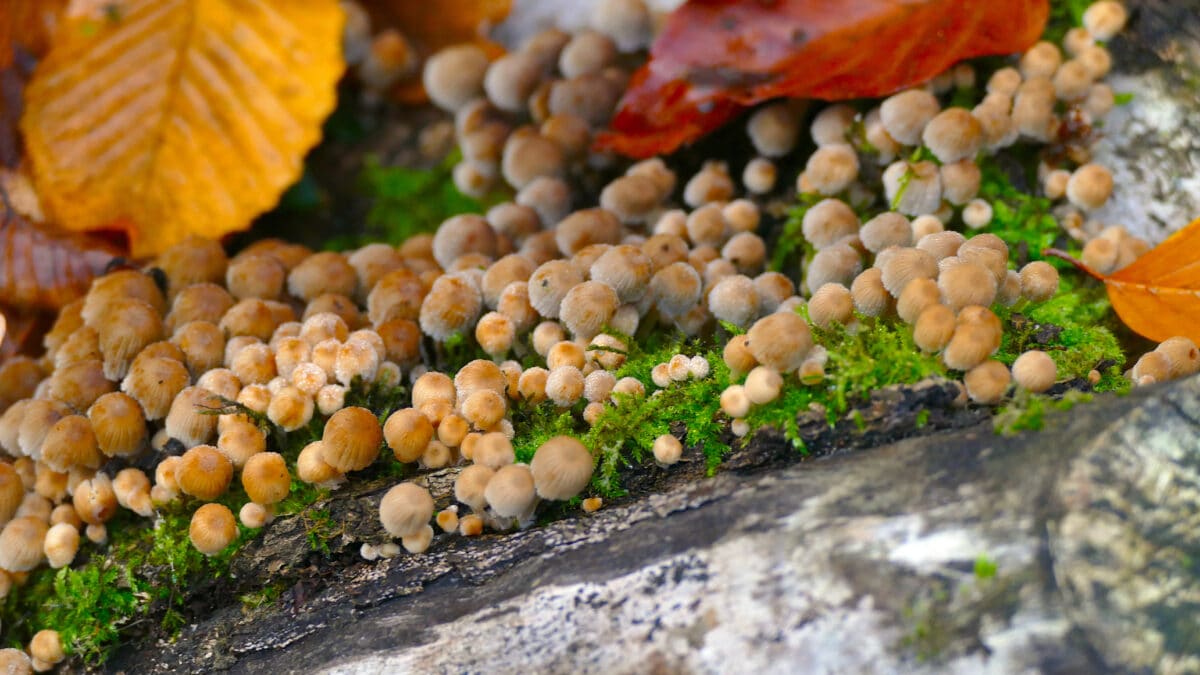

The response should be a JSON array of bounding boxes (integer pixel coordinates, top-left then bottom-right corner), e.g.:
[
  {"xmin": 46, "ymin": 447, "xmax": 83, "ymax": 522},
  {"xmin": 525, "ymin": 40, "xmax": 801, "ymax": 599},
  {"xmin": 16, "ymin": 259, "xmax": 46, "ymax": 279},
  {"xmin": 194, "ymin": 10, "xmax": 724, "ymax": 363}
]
[
  {"xmin": 591, "ymin": 0, "xmax": 653, "ymax": 51},
  {"xmin": 938, "ymin": 261, "xmax": 998, "ymax": 312},
  {"xmin": 804, "ymin": 143, "xmax": 860, "ymax": 196},
  {"xmin": 29, "ymin": 629, "xmax": 64, "ymax": 666},
  {"xmin": 242, "ymin": 452, "xmax": 290, "ymax": 505},
  {"xmin": 805, "ymin": 244, "xmax": 862, "ymax": 293},
  {"xmin": 296, "ymin": 441, "xmax": 344, "ymax": 487},
  {"xmin": 1012, "ymin": 350, "xmax": 1057, "ymax": 393},
  {"xmin": 746, "ymin": 312, "xmax": 813, "ymax": 373},
  {"xmin": 122, "ymin": 355, "xmax": 190, "ymax": 420},
  {"xmin": 860, "ymin": 212, "xmax": 912, "ymax": 253},
  {"xmin": 559, "ymin": 281, "xmax": 619, "ymax": 339},
  {"xmin": 720, "ymin": 385, "xmax": 751, "ymax": 418},
  {"xmin": 484, "ymin": 52, "xmax": 542, "ymax": 114},
  {"xmin": 808, "ymin": 283, "xmax": 854, "ymax": 329},
  {"xmin": 683, "ymin": 161, "xmax": 734, "ymax": 209},
  {"xmin": 556, "ymin": 208, "xmax": 624, "ymax": 257},
  {"xmin": 380, "ymin": 482, "xmax": 434, "ymax": 538},
  {"xmin": 423, "ymin": 44, "xmax": 489, "ymax": 112},
  {"xmin": 880, "ymin": 247, "xmax": 938, "ymax": 298},
  {"xmin": 545, "ymin": 366, "xmax": 585, "ymax": 407},
  {"xmin": 455, "ymin": 464, "xmax": 496, "ymax": 511},
  {"xmin": 913, "ymin": 304, "xmax": 956, "ymax": 353},
  {"xmin": 517, "ymin": 367, "xmax": 550, "ymax": 403},
  {"xmin": 1022, "ymin": 258, "xmax": 1060, "ymax": 300},
  {"xmin": 0, "ymin": 463, "xmax": 23, "ymax": 524},
  {"xmin": 591, "ymin": 245, "xmax": 654, "ymax": 303},
  {"xmin": 321, "ymin": 407, "xmax": 383, "ymax": 473},
  {"xmin": 177, "ymin": 445, "xmax": 233, "ymax": 501},
  {"xmin": 474, "ymin": 431, "xmax": 516, "ymax": 470},
  {"xmin": 0, "ymin": 516, "xmax": 47, "ymax": 572},
  {"xmin": 600, "ymin": 175, "xmax": 662, "ymax": 225},
  {"xmin": 433, "ymin": 214, "xmax": 499, "ymax": 270},
  {"xmin": 1155, "ymin": 337, "xmax": 1200, "ymax": 379},
  {"xmin": 746, "ymin": 100, "xmax": 803, "ymax": 157},
  {"xmin": 743, "ymin": 157, "xmax": 778, "ymax": 194},
  {"xmin": 879, "ymin": 89, "xmax": 940, "ymax": 145},
  {"xmin": 43, "ymin": 522, "xmax": 80, "ymax": 569},
  {"xmin": 419, "ymin": 273, "xmax": 483, "ymax": 341},
  {"xmin": 882, "ymin": 160, "xmax": 942, "ymax": 217},
  {"xmin": 454, "ymin": 359, "xmax": 507, "ymax": 404},
  {"xmin": 722, "ymin": 232, "xmax": 768, "ymax": 276},
  {"xmin": 401, "ymin": 524, "xmax": 435, "ymax": 554},
  {"xmin": 744, "ymin": 366, "xmax": 783, "ymax": 405},
  {"xmin": 850, "ymin": 268, "xmax": 891, "ymax": 317},
  {"xmin": 916, "ymin": 230, "xmax": 966, "ymax": 262},
  {"xmin": 964, "ymin": 360, "xmax": 1012, "ymax": 404},
  {"xmin": 189, "ymin": 502, "xmax": 237, "ymax": 556},
  {"xmin": 921, "ymin": 108, "xmax": 983, "ymax": 164},
  {"xmin": 41, "ymin": 415, "xmax": 102, "ymax": 473},
  {"xmin": 462, "ymin": 389, "xmax": 507, "ymax": 428},
  {"xmin": 708, "ymin": 275, "xmax": 760, "ymax": 328},
  {"xmin": 0, "ymin": 648, "xmax": 31, "ymax": 674},
  {"xmin": 1066, "ymin": 163, "xmax": 1113, "ymax": 211},
  {"xmin": 411, "ymin": 372, "xmax": 456, "ymax": 410},
  {"xmin": 940, "ymin": 160, "xmax": 982, "ymax": 206},
  {"xmin": 485, "ymin": 463, "xmax": 538, "ymax": 518},
  {"xmin": 650, "ymin": 262, "xmax": 702, "ymax": 319},
  {"xmin": 172, "ymin": 320, "xmax": 226, "ymax": 377}
]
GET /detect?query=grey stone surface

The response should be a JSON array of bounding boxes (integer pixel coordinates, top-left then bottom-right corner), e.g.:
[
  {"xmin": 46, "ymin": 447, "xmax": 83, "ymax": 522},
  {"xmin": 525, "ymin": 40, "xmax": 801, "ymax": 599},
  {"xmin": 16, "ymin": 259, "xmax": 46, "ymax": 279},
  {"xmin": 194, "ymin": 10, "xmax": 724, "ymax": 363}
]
[
  {"xmin": 109, "ymin": 375, "xmax": 1200, "ymax": 675},
  {"xmin": 1091, "ymin": 0, "xmax": 1200, "ymax": 243}
]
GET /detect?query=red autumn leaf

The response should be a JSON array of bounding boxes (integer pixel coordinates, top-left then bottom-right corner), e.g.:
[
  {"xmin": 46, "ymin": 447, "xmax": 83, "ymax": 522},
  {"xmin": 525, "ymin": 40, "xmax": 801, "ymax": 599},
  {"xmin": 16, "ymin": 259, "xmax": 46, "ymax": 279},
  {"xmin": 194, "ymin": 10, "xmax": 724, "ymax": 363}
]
[
  {"xmin": 0, "ymin": 198, "xmax": 121, "ymax": 313},
  {"xmin": 595, "ymin": 0, "xmax": 1050, "ymax": 158}
]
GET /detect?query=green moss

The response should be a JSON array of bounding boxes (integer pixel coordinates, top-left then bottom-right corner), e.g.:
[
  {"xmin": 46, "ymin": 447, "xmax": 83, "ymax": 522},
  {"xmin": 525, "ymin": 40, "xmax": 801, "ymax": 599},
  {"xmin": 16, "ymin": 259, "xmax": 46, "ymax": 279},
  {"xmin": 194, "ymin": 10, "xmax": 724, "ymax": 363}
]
[
  {"xmin": 326, "ymin": 152, "xmax": 500, "ymax": 250},
  {"xmin": 993, "ymin": 388, "xmax": 1095, "ymax": 435},
  {"xmin": 974, "ymin": 554, "xmax": 998, "ymax": 580}
]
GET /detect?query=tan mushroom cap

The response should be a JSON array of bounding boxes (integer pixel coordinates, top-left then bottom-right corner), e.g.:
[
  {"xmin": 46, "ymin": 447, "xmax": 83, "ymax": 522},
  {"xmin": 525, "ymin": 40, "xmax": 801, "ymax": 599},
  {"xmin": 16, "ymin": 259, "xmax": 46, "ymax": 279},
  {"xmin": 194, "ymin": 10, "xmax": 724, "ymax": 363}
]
[
  {"xmin": 379, "ymin": 482, "xmax": 434, "ymax": 538},
  {"xmin": 242, "ymin": 452, "xmax": 290, "ymax": 505},
  {"xmin": 177, "ymin": 445, "xmax": 233, "ymax": 501},
  {"xmin": 189, "ymin": 503, "xmax": 238, "ymax": 556},
  {"xmin": 384, "ymin": 408, "xmax": 435, "ymax": 464},
  {"xmin": 745, "ymin": 312, "xmax": 814, "ymax": 373},
  {"xmin": 484, "ymin": 463, "xmax": 538, "ymax": 519},
  {"xmin": 321, "ymin": 407, "xmax": 383, "ymax": 473},
  {"xmin": 0, "ymin": 516, "xmax": 47, "ymax": 572},
  {"xmin": 530, "ymin": 436, "xmax": 593, "ymax": 501}
]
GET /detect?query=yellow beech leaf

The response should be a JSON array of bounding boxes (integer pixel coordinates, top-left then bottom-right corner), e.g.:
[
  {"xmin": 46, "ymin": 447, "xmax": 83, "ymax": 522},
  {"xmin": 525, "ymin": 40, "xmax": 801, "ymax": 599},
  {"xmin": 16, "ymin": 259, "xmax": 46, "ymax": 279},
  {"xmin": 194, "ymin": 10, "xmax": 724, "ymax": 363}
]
[
  {"xmin": 21, "ymin": 0, "xmax": 345, "ymax": 257},
  {"xmin": 1048, "ymin": 217, "xmax": 1200, "ymax": 344}
]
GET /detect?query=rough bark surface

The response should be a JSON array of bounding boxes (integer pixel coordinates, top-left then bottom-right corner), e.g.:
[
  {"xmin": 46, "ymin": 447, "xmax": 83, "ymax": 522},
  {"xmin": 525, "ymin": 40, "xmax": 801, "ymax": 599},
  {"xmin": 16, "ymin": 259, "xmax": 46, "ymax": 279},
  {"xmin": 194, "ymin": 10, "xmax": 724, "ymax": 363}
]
[{"xmin": 108, "ymin": 375, "xmax": 1200, "ymax": 675}]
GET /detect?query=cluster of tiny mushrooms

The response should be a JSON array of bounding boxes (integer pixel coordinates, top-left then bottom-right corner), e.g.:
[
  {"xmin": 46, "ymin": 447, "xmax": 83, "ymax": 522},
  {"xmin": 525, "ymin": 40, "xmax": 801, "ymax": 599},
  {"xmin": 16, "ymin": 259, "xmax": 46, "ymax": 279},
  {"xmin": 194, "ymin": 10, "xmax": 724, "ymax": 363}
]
[{"xmin": 0, "ymin": 0, "xmax": 1196, "ymax": 669}]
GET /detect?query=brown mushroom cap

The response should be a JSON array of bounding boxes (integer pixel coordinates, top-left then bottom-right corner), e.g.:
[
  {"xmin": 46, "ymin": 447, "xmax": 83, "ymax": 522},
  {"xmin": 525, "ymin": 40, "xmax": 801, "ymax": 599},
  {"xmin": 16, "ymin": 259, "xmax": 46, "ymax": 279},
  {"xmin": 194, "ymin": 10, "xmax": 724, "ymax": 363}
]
[
  {"xmin": 177, "ymin": 445, "xmax": 234, "ymax": 501},
  {"xmin": 745, "ymin": 312, "xmax": 814, "ymax": 373},
  {"xmin": 484, "ymin": 463, "xmax": 538, "ymax": 519},
  {"xmin": 879, "ymin": 89, "xmax": 940, "ymax": 145},
  {"xmin": 28, "ymin": 629, "xmax": 64, "ymax": 666},
  {"xmin": 321, "ymin": 406, "xmax": 382, "ymax": 473},
  {"xmin": 882, "ymin": 160, "xmax": 942, "ymax": 217},
  {"xmin": 242, "ymin": 452, "xmax": 290, "ymax": 505},
  {"xmin": 0, "ymin": 516, "xmax": 47, "ymax": 572},
  {"xmin": 559, "ymin": 281, "xmax": 619, "ymax": 339},
  {"xmin": 380, "ymin": 482, "xmax": 434, "ymax": 538},
  {"xmin": 808, "ymin": 283, "xmax": 854, "ymax": 329},
  {"xmin": 423, "ymin": 44, "xmax": 490, "ymax": 112},
  {"xmin": 419, "ymin": 273, "xmax": 483, "ymax": 342},
  {"xmin": 1011, "ymin": 350, "xmax": 1057, "ymax": 393},
  {"xmin": 41, "ymin": 415, "xmax": 102, "ymax": 473},
  {"xmin": 189, "ymin": 503, "xmax": 237, "ymax": 556},
  {"xmin": 964, "ymin": 360, "xmax": 1012, "ymax": 404},
  {"xmin": 1019, "ymin": 261, "xmax": 1059, "ymax": 303}
]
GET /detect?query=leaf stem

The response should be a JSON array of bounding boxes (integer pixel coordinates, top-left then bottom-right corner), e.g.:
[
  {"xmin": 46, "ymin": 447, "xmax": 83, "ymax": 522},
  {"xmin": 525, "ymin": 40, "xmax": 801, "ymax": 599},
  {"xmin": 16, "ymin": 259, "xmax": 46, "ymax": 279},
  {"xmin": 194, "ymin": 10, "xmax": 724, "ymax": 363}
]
[{"xmin": 1042, "ymin": 248, "xmax": 1104, "ymax": 280}]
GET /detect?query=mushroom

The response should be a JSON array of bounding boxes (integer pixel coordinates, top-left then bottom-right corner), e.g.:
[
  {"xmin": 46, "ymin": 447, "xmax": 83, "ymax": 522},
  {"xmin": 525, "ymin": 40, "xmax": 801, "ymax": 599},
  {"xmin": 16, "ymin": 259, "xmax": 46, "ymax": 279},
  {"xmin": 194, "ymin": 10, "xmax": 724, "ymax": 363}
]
[
  {"xmin": 1019, "ymin": 261, "xmax": 1059, "ymax": 302},
  {"xmin": 746, "ymin": 101, "xmax": 803, "ymax": 157},
  {"xmin": 321, "ymin": 407, "xmax": 383, "ymax": 473},
  {"xmin": 913, "ymin": 304, "xmax": 956, "ymax": 352},
  {"xmin": 808, "ymin": 283, "xmax": 855, "ymax": 329},
  {"xmin": 652, "ymin": 434, "xmax": 682, "ymax": 466},
  {"xmin": 683, "ymin": 161, "xmax": 734, "ymax": 208},
  {"xmin": 720, "ymin": 385, "xmax": 751, "ymax": 418},
  {"xmin": 29, "ymin": 629, "xmax": 64, "ymax": 670},
  {"xmin": 803, "ymin": 144, "xmax": 860, "ymax": 196},
  {"xmin": 545, "ymin": 366, "xmax": 585, "ymax": 407},
  {"xmin": 801, "ymin": 198, "xmax": 859, "ymax": 250},
  {"xmin": 964, "ymin": 360, "xmax": 1012, "ymax": 404},
  {"xmin": 419, "ymin": 273, "xmax": 483, "ymax": 342},
  {"xmin": 744, "ymin": 366, "xmax": 783, "ymax": 405},
  {"xmin": 559, "ymin": 281, "xmax": 619, "ymax": 339},
  {"xmin": 743, "ymin": 157, "xmax": 778, "ymax": 195},
  {"xmin": 708, "ymin": 275, "xmax": 760, "ymax": 328},
  {"xmin": 423, "ymin": 45, "xmax": 489, "ymax": 112},
  {"xmin": 528, "ymin": 435, "xmax": 593, "ymax": 503},
  {"xmin": 591, "ymin": 245, "xmax": 653, "ymax": 303},
  {"xmin": 1011, "ymin": 350, "xmax": 1057, "ymax": 393},
  {"xmin": 485, "ymin": 463, "xmax": 538, "ymax": 524},
  {"xmin": 0, "ymin": 516, "xmax": 47, "ymax": 571},
  {"xmin": 850, "ymin": 268, "xmax": 892, "ymax": 317},
  {"xmin": 961, "ymin": 199, "xmax": 993, "ymax": 229},
  {"xmin": 882, "ymin": 160, "xmax": 942, "ymax": 216},
  {"xmin": 1082, "ymin": 1, "xmax": 1127, "ymax": 41},
  {"xmin": 1066, "ymin": 163, "xmax": 1113, "ymax": 211},
  {"xmin": 1155, "ymin": 337, "xmax": 1200, "ymax": 379},
  {"xmin": 40, "ymin": 415, "xmax": 102, "ymax": 473},
  {"xmin": 189, "ymin": 503, "xmax": 237, "ymax": 556},
  {"xmin": 455, "ymin": 464, "xmax": 495, "ymax": 513},
  {"xmin": 379, "ymin": 482, "xmax": 435, "ymax": 540},
  {"xmin": 922, "ymin": 108, "xmax": 983, "ymax": 164},
  {"xmin": 43, "ymin": 522, "xmax": 79, "ymax": 569},
  {"xmin": 879, "ymin": 89, "xmax": 939, "ymax": 145},
  {"xmin": 938, "ymin": 262, "xmax": 997, "ymax": 311},
  {"xmin": 860, "ymin": 212, "xmax": 912, "ymax": 253},
  {"xmin": 517, "ymin": 367, "xmax": 550, "ymax": 403},
  {"xmin": 1019, "ymin": 41, "xmax": 1062, "ymax": 80},
  {"xmin": 177, "ymin": 445, "xmax": 233, "ymax": 501}
]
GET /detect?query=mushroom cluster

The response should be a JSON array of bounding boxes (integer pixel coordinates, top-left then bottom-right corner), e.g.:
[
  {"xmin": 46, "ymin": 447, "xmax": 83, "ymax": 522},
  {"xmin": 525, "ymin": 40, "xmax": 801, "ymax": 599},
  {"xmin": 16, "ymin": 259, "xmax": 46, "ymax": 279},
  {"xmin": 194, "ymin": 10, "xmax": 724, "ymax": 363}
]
[{"xmin": 0, "ymin": 1, "xmax": 1175, "ymax": 666}]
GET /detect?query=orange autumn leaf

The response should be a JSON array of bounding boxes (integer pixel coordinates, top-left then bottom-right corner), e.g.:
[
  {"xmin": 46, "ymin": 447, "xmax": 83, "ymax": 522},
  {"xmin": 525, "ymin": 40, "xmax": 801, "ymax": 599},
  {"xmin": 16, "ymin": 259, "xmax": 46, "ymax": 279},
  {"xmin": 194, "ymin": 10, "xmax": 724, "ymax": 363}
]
[
  {"xmin": 21, "ymin": 0, "xmax": 346, "ymax": 258},
  {"xmin": 361, "ymin": 0, "xmax": 510, "ymax": 103},
  {"xmin": 596, "ymin": 0, "xmax": 1049, "ymax": 158},
  {"xmin": 1048, "ymin": 218, "xmax": 1200, "ymax": 344}
]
